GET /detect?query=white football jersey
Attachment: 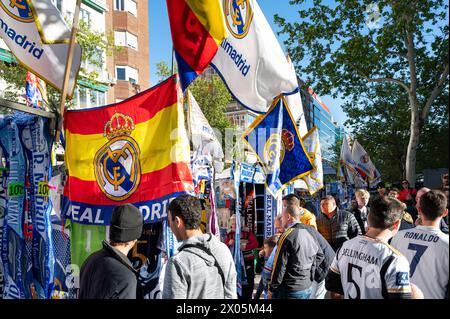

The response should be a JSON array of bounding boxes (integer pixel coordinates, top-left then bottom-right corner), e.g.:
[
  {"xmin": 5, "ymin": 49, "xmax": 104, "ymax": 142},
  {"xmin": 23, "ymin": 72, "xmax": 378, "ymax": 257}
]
[
  {"xmin": 328, "ymin": 236, "xmax": 412, "ymax": 299},
  {"xmin": 391, "ymin": 225, "xmax": 449, "ymax": 299}
]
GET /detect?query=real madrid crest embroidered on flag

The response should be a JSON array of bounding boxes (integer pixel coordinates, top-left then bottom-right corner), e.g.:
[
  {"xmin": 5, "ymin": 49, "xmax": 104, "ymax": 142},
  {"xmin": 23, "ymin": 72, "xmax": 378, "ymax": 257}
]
[
  {"xmin": 223, "ymin": 0, "xmax": 253, "ymax": 39},
  {"xmin": 94, "ymin": 113, "xmax": 141, "ymax": 201},
  {"xmin": 0, "ymin": 0, "xmax": 33, "ymax": 23}
]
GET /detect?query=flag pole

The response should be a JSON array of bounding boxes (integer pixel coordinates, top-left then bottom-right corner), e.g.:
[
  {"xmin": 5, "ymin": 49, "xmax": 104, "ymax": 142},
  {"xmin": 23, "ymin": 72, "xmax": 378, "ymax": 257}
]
[
  {"xmin": 55, "ymin": 0, "xmax": 82, "ymax": 141},
  {"xmin": 186, "ymin": 89, "xmax": 192, "ymax": 143}
]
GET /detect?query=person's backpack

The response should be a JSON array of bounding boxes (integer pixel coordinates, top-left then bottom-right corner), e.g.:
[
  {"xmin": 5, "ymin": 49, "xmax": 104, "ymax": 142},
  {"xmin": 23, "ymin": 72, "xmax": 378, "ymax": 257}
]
[{"xmin": 178, "ymin": 242, "xmax": 226, "ymax": 286}]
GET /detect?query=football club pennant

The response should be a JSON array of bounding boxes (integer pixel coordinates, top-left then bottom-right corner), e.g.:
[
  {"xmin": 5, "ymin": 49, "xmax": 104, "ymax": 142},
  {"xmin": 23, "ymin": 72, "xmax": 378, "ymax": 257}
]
[
  {"xmin": 63, "ymin": 76, "xmax": 194, "ymax": 226},
  {"xmin": 243, "ymin": 95, "xmax": 314, "ymax": 196},
  {"xmin": 166, "ymin": 0, "xmax": 227, "ymax": 91},
  {"xmin": 0, "ymin": 0, "xmax": 82, "ymax": 96}
]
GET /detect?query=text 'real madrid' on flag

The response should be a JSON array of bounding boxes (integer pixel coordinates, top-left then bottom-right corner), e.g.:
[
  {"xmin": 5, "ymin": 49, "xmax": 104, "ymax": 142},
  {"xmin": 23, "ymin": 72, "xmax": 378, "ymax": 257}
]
[
  {"xmin": 243, "ymin": 95, "xmax": 315, "ymax": 196},
  {"xmin": 0, "ymin": 0, "xmax": 82, "ymax": 96}
]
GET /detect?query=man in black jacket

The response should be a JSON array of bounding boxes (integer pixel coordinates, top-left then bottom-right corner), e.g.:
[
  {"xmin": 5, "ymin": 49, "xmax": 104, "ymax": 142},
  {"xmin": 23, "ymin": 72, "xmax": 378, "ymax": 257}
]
[
  {"xmin": 317, "ymin": 195, "xmax": 362, "ymax": 251},
  {"xmin": 268, "ymin": 205, "xmax": 325, "ymax": 299},
  {"xmin": 79, "ymin": 204, "xmax": 144, "ymax": 299}
]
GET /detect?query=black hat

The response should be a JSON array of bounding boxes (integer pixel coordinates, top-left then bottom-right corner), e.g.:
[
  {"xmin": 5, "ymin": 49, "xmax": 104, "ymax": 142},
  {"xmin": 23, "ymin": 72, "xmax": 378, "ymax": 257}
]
[{"xmin": 109, "ymin": 204, "xmax": 143, "ymax": 243}]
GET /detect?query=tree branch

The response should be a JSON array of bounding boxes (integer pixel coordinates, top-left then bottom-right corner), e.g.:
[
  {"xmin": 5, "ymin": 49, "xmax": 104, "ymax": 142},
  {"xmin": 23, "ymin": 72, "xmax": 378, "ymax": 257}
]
[
  {"xmin": 421, "ymin": 63, "xmax": 449, "ymax": 122},
  {"xmin": 342, "ymin": 60, "xmax": 411, "ymax": 93},
  {"xmin": 357, "ymin": 71, "xmax": 410, "ymax": 93}
]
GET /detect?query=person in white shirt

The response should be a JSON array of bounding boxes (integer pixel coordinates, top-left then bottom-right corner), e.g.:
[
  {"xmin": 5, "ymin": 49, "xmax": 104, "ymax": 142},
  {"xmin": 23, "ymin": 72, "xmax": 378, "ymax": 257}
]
[
  {"xmin": 351, "ymin": 189, "xmax": 370, "ymax": 234},
  {"xmin": 391, "ymin": 189, "xmax": 449, "ymax": 299},
  {"xmin": 325, "ymin": 196, "xmax": 422, "ymax": 299}
]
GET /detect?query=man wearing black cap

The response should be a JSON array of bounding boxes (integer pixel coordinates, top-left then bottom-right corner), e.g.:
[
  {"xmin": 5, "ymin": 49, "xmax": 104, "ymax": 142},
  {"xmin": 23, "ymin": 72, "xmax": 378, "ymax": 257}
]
[{"xmin": 79, "ymin": 204, "xmax": 144, "ymax": 299}]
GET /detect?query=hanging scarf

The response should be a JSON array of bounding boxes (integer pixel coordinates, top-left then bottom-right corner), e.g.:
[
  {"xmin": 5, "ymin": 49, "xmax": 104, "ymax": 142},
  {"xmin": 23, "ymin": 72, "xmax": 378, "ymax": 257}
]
[{"xmin": 0, "ymin": 118, "xmax": 26, "ymax": 298}]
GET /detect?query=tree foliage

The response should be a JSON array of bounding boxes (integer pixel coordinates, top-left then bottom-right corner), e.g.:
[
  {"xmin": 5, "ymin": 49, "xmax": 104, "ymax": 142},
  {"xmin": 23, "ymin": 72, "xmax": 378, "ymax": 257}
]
[
  {"xmin": 275, "ymin": 0, "xmax": 449, "ymax": 183},
  {"xmin": 155, "ymin": 60, "xmax": 172, "ymax": 82},
  {"xmin": 344, "ymin": 83, "xmax": 448, "ymax": 182},
  {"xmin": 189, "ymin": 74, "xmax": 233, "ymax": 137}
]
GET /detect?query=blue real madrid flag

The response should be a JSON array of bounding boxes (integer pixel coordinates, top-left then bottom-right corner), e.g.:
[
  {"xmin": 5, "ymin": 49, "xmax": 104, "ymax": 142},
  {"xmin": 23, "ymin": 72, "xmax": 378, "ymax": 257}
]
[{"xmin": 243, "ymin": 95, "xmax": 314, "ymax": 196}]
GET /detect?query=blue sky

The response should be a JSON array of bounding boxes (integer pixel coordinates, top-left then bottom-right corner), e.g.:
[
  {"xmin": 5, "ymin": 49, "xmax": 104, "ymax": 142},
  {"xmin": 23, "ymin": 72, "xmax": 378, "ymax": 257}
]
[{"xmin": 147, "ymin": 0, "xmax": 348, "ymax": 127}]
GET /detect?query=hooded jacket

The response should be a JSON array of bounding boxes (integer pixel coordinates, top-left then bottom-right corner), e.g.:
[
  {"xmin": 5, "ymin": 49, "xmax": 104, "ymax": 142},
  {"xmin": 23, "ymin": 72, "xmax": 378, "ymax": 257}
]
[
  {"xmin": 162, "ymin": 233, "xmax": 237, "ymax": 299},
  {"xmin": 79, "ymin": 241, "xmax": 142, "ymax": 299}
]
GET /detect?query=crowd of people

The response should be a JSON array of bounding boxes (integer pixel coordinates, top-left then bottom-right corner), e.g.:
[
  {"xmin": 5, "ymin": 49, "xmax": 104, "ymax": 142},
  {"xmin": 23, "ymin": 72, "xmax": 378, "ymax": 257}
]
[{"xmin": 77, "ymin": 173, "xmax": 449, "ymax": 299}]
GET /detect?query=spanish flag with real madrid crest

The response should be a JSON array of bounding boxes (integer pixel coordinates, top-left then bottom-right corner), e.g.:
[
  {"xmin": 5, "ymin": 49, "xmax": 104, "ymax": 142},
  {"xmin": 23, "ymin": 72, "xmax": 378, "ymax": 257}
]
[
  {"xmin": 166, "ymin": 0, "xmax": 227, "ymax": 91},
  {"xmin": 63, "ymin": 76, "xmax": 194, "ymax": 226},
  {"xmin": 243, "ymin": 95, "xmax": 314, "ymax": 196}
]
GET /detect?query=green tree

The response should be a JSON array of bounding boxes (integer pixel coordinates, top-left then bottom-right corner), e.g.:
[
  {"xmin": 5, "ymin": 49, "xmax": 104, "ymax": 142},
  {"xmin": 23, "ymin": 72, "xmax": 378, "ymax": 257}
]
[
  {"xmin": 275, "ymin": 0, "xmax": 449, "ymax": 184},
  {"xmin": 0, "ymin": 19, "xmax": 117, "ymax": 112},
  {"xmin": 189, "ymin": 74, "xmax": 233, "ymax": 137},
  {"xmin": 155, "ymin": 60, "xmax": 172, "ymax": 82},
  {"xmin": 344, "ymin": 82, "xmax": 448, "ymax": 182}
]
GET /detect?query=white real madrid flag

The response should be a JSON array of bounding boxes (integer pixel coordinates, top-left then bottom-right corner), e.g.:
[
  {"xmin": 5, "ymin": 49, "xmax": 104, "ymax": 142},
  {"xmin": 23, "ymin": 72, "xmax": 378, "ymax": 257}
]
[
  {"xmin": 211, "ymin": 0, "xmax": 299, "ymax": 113},
  {"xmin": 284, "ymin": 55, "xmax": 308, "ymax": 137},
  {"xmin": 339, "ymin": 135, "xmax": 357, "ymax": 185},
  {"xmin": 340, "ymin": 135, "xmax": 356, "ymax": 170},
  {"xmin": 293, "ymin": 126, "xmax": 323, "ymax": 194},
  {"xmin": 284, "ymin": 91, "xmax": 308, "ymax": 137},
  {"xmin": 0, "ymin": 0, "xmax": 81, "ymax": 96},
  {"xmin": 188, "ymin": 91, "xmax": 224, "ymax": 173},
  {"xmin": 351, "ymin": 139, "xmax": 377, "ymax": 181}
]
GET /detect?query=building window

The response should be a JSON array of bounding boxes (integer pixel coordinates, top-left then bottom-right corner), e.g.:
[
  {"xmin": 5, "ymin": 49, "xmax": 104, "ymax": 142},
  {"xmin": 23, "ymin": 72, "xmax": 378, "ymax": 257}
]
[
  {"xmin": 82, "ymin": 48, "xmax": 104, "ymax": 75},
  {"xmin": 98, "ymin": 91, "xmax": 106, "ymax": 106},
  {"xmin": 80, "ymin": 8, "xmax": 91, "ymax": 26},
  {"xmin": 74, "ymin": 87, "xmax": 107, "ymax": 109},
  {"xmin": 114, "ymin": 31, "xmax": 138, "ymax": 50},
  {"xmin": 114, "ymin": 31, "xmax": 126, "ymax": 46},
  {"xmin": 115, "ymin": 66, "xmax": 139, "ymax": 83},
  {"xmin": 115, "ymin": 0, "xmax": 125, "ymax": 10},
  {"xmin": 116, "ymin": 66, "xmax": 126, "ymax": 80},
  {"xmin": 89, "ymin": 89, "xmax": 98, "ymax": 108},
  {"xmin": 115, "ymin": 0, "xmax": 137, "ymax": 16},
  {"xmin": 79, "ymin": 87, "xmax": 87, "ymax": 108},
  {"xmin": 126, "ymin": 32, "xmax": 138, "ymax": 49},
  {"xmin": 127, "ymin": 0, "xmax": 137, "ymax": 16},
  {"xmin": 127, "ymin": 66, "xmax": 138, "ymax": 83}
]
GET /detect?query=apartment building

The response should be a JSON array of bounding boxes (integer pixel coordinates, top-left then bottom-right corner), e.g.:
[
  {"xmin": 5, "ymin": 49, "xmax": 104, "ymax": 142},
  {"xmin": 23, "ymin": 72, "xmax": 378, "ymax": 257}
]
[{"xmin": 106, "ymin": 0, "xmax": 149, "ymax": 102}]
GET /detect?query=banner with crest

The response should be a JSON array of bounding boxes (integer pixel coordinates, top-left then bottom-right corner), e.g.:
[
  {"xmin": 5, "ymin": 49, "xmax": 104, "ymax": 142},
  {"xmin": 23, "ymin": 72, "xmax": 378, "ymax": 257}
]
[
  {"xmin": 63, "ymin": 76, "xmax": 194, "ymax": 226},
  {"xmin": 242, "ymin": 95, "xmax": 314, "ymax": 196}
]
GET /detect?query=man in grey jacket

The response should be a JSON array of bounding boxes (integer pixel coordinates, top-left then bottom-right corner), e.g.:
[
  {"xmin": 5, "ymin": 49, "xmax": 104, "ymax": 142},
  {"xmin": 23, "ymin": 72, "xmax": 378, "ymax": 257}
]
[{"xmin": 163, "ymin": 195, "xmax": 237, "ymax": 299}]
